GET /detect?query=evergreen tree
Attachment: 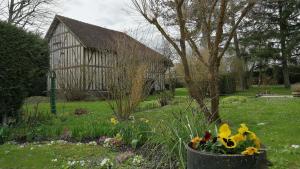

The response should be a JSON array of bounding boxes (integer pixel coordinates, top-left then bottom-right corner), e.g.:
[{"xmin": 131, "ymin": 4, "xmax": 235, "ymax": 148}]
[
  {"xmin": 240, "ymin": 0, "xmax": 300, "ymax": 87},
  {"xmin": 0, "ymin": 21, "xmax": 49, "ymax": 125}
]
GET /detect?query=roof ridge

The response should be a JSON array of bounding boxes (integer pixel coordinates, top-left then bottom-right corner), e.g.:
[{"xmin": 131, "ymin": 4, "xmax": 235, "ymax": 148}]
[{"xmin": 55, "ymin": 15, "xmax": 124, "ymax": 35}]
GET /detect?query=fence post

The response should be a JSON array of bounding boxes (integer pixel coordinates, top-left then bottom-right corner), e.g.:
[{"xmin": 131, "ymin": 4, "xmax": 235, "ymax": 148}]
[{"xmin": 50, "ymin": 71, "xmax": 56, "ymax": 114}]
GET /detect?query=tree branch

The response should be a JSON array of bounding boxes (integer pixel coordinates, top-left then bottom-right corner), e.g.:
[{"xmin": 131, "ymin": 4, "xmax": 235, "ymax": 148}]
[
  {"xmin": 218, "ymin": 0, "xmax": 256, "ymax": 60},
  {"xmin": 213, "ymin": 0, "xmax": 228, "ymax": 61}
]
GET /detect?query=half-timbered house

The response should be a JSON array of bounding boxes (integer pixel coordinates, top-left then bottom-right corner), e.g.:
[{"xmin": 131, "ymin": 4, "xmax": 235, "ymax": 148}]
[{"xmin": 45, "ymin": 15, "xmax": 171, "ymax": 96}]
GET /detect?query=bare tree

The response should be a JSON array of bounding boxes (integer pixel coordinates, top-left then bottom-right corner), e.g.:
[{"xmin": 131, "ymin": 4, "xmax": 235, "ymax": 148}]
[
  {"xmin": 0, "ymin": 0, "xmax": 57, "ymax": 31},
  {"xmin": 131, "ymin": 0, "xmax": 256, "ymax": 123}
]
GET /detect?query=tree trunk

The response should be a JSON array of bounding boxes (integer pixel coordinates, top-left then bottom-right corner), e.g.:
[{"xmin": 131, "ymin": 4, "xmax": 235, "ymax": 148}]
[
  {"xmin": 7, "ymin": 0, "xmax": 15, "ymax": 23},
  {"xmin": 188, "ymin": 84, "xmax": 210, "ymax": 117},
  {"xmin": 2, "ymin": 113, "xmax": 8, "ymax": 127},
  {"xmin": 180, "ymin": 49, "xmax": 219, "ymax": 124},
  {"xmin": 258, "ymin": 62, "xmax": 263, "ymax": 87},
  {"xmin": 279, "ymin": 1, "xmax": 290, "ymax": 88},
  {"xmin": 208, "ymin": 66, "xmax": 221, "ymax": 124},
  {"xmin": 232, "ymin": 15, "xmax": 247, "ymax": 91},
  {"xmin": 282, "ymin": 60, "xmax": 290, "ymax": 88}
]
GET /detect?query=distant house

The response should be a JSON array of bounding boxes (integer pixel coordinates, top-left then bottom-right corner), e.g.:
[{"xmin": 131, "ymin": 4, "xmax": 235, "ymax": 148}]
[{"xmin": 45, "ymin": 15, "xmax": 172, "ymax": 96}]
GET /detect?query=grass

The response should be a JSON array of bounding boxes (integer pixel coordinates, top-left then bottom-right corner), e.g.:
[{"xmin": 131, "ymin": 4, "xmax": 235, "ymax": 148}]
[
  {"xmin": 0, "ymin": 142, "xmax": 115, "ymax": 169},
  {"xmin": 1, "ymin": 85, "xmax": 300, "ymax": 168}
]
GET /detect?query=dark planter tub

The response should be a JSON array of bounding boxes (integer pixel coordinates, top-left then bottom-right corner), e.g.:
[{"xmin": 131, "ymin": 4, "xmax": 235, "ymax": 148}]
[{"xmin": 186, "ymin": 144, "xmax": 268, "ymax": 169}]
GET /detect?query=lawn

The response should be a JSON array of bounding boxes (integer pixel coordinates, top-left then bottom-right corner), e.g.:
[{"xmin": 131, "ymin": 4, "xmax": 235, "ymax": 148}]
[
  {"xmin": 0, "ymin": 142, "xmax": 117, "ymax": 169},
  {"xmin": 0, "ymin": 86, "xmax": 300, "ymax": 169}
]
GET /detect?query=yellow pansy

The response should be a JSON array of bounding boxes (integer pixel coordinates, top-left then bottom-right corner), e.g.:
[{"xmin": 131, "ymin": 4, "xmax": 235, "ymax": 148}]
[
  {"xmin": 191, "ymin": 136, "xmax": 202, "ymax": 149},
  {"xmin": 218, "ymin": 124, "xmax": 237, "ymax": 148},
  {"xmin": 238, "ymin": 123, "xmax": 249, "ymax": 135},
  {"xmin": 254, "ymin": 138, "xmax": 261, "ymax": 149},
  {"xmin": 242, "ymin": 147, "xmax": 259, "ymax": 155},
  {"xmin": 218, "ymin": 123, "xmax": 231, "ymax": 138},
  {"xmin": 110, "ymin": 117, "xmax": 119, "ymax": 125},
  {"xmin": 248, "ymin": 131, "xmax": 257, "ymax": 140},
  {"xmin": 247, "ymin": 131, "xmax": 261, "ymax": 149},
  {"xmin": 231, "ymin": 133, "xmax": 246, "ymax": 143},
  {"xmin": 218, "ymin": 137, "xmax": 237, "ymax": 149}
]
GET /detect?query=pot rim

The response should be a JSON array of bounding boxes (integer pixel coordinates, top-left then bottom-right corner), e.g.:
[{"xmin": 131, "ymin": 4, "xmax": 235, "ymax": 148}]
[{"xmin": 185, "ymin": 143, "xmax": 263, "ymax": 157}]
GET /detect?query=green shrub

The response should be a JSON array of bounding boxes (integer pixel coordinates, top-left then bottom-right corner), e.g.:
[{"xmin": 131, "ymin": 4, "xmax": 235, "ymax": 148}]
[
  {"xmin": 0, "ymin": 127, "xmax": 9, "ymax": 144},
  {"xmin": 0, "ymin": 21, "xmax": 49, "ymax": 125},
  {"xmin": 219, "ymin": 74, "xmax": 236, "ymax": 94},
  {"xmin": 273, "ymin": 65, "xmax": 300, "ymax": 84},
  {"xmin": 136, "ymin": 100, "xmax": 160, "ymax": 112},
  {"xmin": 222, "ymin": 96, "xmax": 248, "ymax": 104},
  {"xmin": 156, "ymin": 91, "xmax": 174, "ymax": 107},
  {"xmin": 194, "ymin": 74, "xmax": 236, "ymax": 96}
]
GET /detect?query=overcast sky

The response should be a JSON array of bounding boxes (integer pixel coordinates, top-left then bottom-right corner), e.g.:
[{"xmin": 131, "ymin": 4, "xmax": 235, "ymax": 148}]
[
  {"xmin": 56, "ymin": 0, "xmax": 162, "ymax": 49},
  {"xmin": 60, "ymin": 0, "xmax": 139, "ymax": 31}
]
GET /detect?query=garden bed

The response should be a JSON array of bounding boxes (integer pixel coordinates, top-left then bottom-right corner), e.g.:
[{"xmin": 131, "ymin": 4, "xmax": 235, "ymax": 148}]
[{"xmin": 1, "ymin": 86, "xmax": 300, "ymax": 169}]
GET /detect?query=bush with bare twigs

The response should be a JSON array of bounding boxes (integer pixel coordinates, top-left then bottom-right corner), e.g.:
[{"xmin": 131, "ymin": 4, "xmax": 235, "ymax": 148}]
[
  {"xmin": 105, "ymin": 34, "xmax": 166, "ymax": 121},
  {"xmin": 107, "ymin": 63, "xmax": 151, "ymax": 120}
]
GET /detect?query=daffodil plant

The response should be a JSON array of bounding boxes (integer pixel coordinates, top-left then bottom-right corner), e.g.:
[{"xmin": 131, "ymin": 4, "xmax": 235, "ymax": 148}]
[{"xmin": 190, "ymin": 123, "xmax": 261, "ymax": 155}]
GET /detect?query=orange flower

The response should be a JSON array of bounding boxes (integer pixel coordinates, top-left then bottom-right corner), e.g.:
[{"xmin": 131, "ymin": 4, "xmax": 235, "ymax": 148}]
[
  {"xmin": 242, "ymin": 147, "xmax": 259, "ymax": 155},
  {"xmin": 191, "ymin": 136, "xmax": 202, "ymax": 149}
]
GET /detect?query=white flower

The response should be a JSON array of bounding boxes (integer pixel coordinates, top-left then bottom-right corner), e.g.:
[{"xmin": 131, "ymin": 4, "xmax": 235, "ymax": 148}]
[
  {"xmin": 56, "ymin": 140, "xmax": 68, "ymax": 144},
  {"xmin": 7, "ymin": 141, "xmax": 17, "ymax": 145},
  {"xmin": 291, "ymin": 145, "xmax": 300, "ymax": 149},
  {"xmin": 30, "ymin": 147, "xmax": 34, "ymax": 150},
  {"xmin": 88, "ymin": 141, "xmax": 97, "ymax": 145},
  {"xmin": 76, "ymin": 142, "xmax": 82, "ymax": 146},
  {"xmin": 132, "ymin": 155, "xmax": 144, "ymax": 166},
  {"xmin": 100, "ymin": 158, "xmax": 113, "ymax": 167},
  {"xmin": 19, "ymin": 145, "xmax": 25, "ymax": 148},
  {"xmin": 79, "ymin": 160, "xmax": 85, "ymax": 166},
  {"xmin": 103, "ymin": 138, "xmax": 113, "ymax": 148},
  {"xmin": 129, "ymin": 115, "xmax": 135, "ymax": 121},
  {"xmin": 257, "ymin": 123, "xmax": 266, "ymax": 126},
  {"xmin": 51, "ymin": 159, "xmax": 58, "ymax": 162},
  {"xmin": 67, "ymin": 160, "xmax": 76, "ymax": 166},
  {"xmin": 50, "ymin": 141, "xmax": 55, "ymax": 144},
  {"xmin": 104, "ymin": 138, "xmax": 112, "ymax": 143}
]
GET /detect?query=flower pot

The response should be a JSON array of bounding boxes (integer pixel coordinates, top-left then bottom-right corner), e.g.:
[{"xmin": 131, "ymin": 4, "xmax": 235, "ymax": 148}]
[
  {"xmin": 292, "ymin": 92, "xmax": 300, "ymax": 97},
  {"xmin": 186, "ymin": 143, "xmax": 268, "ymax": 169}
]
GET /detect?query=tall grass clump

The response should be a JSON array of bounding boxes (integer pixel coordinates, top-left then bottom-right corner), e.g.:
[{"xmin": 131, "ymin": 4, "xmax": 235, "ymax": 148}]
[
  {"xmin": 22, "ymin": 102, "xmax": 54, "ymax": 126},
  {"xmin": 113, "ymin": 119, "xmax": 152, "ymax": 149},
  {"xmin": 142, "ymin": 105, "xmax": 210, "ymax": 169}
]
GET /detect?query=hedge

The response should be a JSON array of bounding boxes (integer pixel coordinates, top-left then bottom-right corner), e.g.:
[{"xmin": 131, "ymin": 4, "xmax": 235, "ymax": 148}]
[{"xmin": 0, "ymin": 21, "xmax": 49, "ymax": 124}]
